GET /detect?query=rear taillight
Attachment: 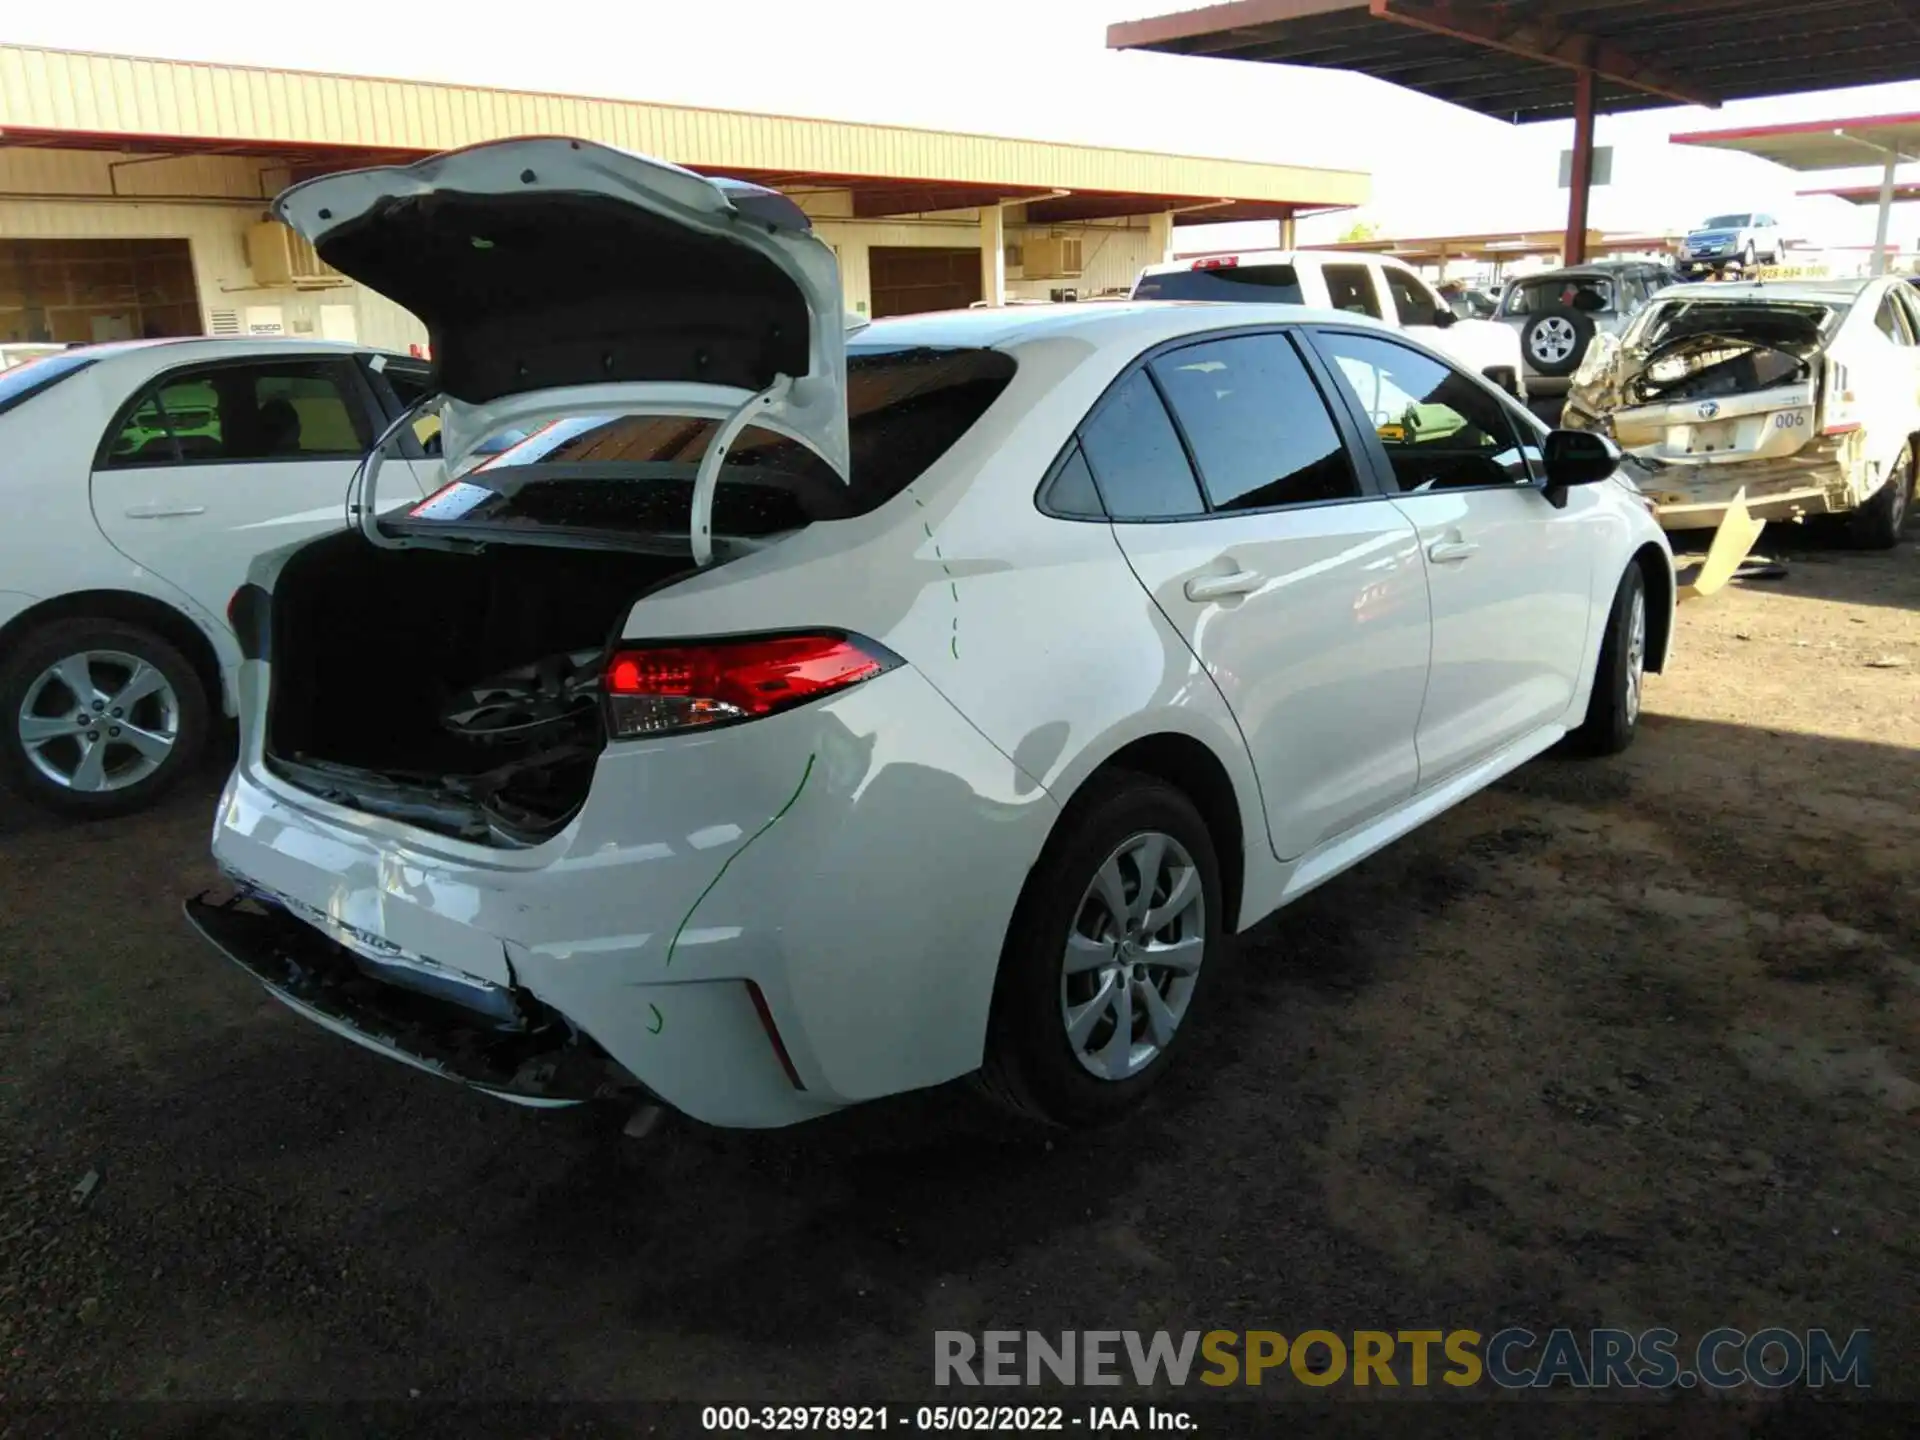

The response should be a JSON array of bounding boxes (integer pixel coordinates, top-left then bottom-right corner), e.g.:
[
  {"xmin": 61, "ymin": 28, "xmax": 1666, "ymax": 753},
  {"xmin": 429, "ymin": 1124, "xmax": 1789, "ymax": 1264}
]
[
  {"xmin": 1821, "ymin": 358, "xmax": 1858, "ymax": 435},
  {"xmin": 1192, "ymin": 255, "xmax": 1239, "ymax": 271},
  {"xmin": 603, "ymin": 632, "xmax": 898, "ymax": 739}
]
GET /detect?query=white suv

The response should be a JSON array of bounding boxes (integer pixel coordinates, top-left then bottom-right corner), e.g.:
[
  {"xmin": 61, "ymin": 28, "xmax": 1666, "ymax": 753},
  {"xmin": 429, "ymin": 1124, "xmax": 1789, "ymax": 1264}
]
[
  {"xmin": 1680, "ymin": 213, "xmax": 1783, "ymax": 275},
  {"xmin": 0, "ymin": 340, "xmax": 442, "ymax": 816},
  {"xmin": 190, "ymin": 139, "xmax": 1672, "ymax": 1134},
  {"xmin": 1133, "ymin": 251, "xmax": 1528, "ymax": 401}
]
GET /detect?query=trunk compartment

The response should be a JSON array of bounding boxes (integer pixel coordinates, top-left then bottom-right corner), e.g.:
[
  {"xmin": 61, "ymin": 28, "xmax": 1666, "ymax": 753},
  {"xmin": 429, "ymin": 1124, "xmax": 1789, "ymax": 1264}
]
[{"xmin": 264, "ymin": 531, "xmax": 694, "ymax": 846}]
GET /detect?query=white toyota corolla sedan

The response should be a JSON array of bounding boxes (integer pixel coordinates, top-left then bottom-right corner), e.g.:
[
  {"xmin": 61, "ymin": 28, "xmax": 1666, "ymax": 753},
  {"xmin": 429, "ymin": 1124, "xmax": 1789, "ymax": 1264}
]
[{"xmin": 190, "ymin": 138, "xmax": 1674, "ymax": 1132}]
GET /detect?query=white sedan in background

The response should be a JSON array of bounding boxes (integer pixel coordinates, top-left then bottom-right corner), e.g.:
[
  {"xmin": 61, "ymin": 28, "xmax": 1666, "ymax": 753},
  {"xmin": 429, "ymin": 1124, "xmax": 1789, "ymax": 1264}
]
[
  {"xmin": 190, "ymin": 138, "xmax": 1673, "ymax": 1134},
  {"xmin": 0, "ymin": 339, "xmax": 441, "ymax": 816}
]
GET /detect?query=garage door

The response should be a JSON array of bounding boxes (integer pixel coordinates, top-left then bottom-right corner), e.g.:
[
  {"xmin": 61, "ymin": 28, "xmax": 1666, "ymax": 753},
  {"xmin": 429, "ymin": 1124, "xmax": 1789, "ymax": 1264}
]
[
  {"xmin": 868, "ymin": 247, "xmax": 982, "ymax": 318},
  {"xmin": 0, "ymin": 239, "xmax": 201, "ymax": 344}
]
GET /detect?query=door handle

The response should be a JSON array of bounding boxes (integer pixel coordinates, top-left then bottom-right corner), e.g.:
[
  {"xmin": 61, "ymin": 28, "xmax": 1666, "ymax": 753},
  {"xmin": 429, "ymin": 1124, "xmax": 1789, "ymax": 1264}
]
[
  {"xmin": 123, "ymin": 504, "xmax": 207, "ymax": 519},
  {"xmin": 1184, "ymin": 569, "xmax": 1264, "ymax": 602},
  {"xmin": 1426, "ymin": 539, "xmax": 1479, "ymax": 564}
]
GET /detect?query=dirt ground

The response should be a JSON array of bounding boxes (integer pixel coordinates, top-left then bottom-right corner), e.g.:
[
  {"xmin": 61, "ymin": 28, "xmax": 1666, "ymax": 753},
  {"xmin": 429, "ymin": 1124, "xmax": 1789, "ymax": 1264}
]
[{"xmin": 1, "ymin": 526, "xmax": 1915, "ymax": 1426}]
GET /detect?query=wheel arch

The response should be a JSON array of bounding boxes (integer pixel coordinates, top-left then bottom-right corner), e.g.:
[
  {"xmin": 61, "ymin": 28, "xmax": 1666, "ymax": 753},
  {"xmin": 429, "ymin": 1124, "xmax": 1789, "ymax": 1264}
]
[
  {"xmin": 0, "ymin": 590, "xmax": 224, "ymax": 715},
  {"xmin": 1631, "ymin": 542, "xmax": 1674, "ymax": 674},
  {"xmin": 1048, "ymin": 730, "xmax": 1248, "ymax": 935}
]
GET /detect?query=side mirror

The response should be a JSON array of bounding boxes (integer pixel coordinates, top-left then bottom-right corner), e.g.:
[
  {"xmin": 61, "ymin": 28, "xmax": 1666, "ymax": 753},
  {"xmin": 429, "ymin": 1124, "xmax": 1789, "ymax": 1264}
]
[
  {"xmin": 1540, "ymin": 428, "xmax": 1619, "ymax": 507},
  {"xmin": 1431, "ymin": 305, "xmax": 1458, "ymax": 328}
]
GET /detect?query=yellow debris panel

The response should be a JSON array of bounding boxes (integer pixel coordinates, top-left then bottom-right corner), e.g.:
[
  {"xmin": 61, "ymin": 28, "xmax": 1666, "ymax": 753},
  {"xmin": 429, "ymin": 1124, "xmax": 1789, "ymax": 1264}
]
[
  {"xmin": 0, "ymin": 44, "xmax": 1368, "ymax": 209},
  {"xmin": 1678, "ymin": 490, "xmax": 1765, "ymax": 602}
]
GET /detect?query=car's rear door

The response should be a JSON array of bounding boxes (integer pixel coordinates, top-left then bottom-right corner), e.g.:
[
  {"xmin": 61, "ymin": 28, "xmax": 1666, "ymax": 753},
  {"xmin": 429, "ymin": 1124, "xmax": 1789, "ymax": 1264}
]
[
  {"xmin": 1087, "ymin": 327, "xmax": 1431, "ymax": 863},
  {"xmin": 89, "ymin": 354, "xmax": 424, "ymax": 627},
  {"xmin": 1306, "ymin": 327, "xmax": 1596, "ymax": 785}
]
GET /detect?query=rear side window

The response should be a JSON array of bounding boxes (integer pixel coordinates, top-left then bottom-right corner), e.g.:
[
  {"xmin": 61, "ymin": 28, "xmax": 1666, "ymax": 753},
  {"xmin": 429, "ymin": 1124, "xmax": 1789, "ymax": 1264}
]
[
  {"xmin": 402, "ymin": 346, "xmax": 1017, "ymax": 540},
  {"xmin": 0, "ymin": 351, "xmax": 96, "ymax": 420},
  {"xmin": 1078, "ymin": 371, "xmax": 1206, "ymax": 521},
  {"xmin": 1322, "ymin": 265, "xmax": 1381, "ymax": 318},
  {"xmin": 103, "ymin": 360, "xmax": 371, "ymax": 466},
  {"xmin": 1150, "ymin": 334, "xmax": 1358, "ymax": 510},
  {"xmin": 1873, "ymin": 294, "xmax": 1914, "ymax": 345},
  {"xmin": 1381, "ymin": 267, "xmax": 1438, "ymax": 326},
  {"xmin": 1133, "ymin": 263, "xmax": 1304, "ymax": 304}
]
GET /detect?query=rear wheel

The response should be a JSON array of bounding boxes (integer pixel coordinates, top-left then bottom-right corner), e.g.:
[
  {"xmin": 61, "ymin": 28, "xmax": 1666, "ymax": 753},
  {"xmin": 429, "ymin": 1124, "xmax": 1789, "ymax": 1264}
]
[
  {"xmin": 977, "ymin": 773, "xmax": 1222, "ymax": 1129},
  {"xmin": 1849, "ymin": 442, "xmax": 1913, "ymax": 550},
  {"xmin": 1566, "ymin": 564, "xmax": 1648, "ymax": 758},
  {"xmin": 0, "ymin": 618, "xmax": 209, "ymax": 818}
]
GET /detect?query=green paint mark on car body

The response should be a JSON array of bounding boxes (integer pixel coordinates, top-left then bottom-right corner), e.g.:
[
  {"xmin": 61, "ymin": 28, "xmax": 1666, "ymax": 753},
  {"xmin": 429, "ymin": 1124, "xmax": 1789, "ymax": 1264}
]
[
  {"xmin": 663, "ymin": 753, "xmax": 817, "ymax": 969},
  {"xmin": 647, "ymin": 1003, "xmax": 664, "ymax": 1034}
]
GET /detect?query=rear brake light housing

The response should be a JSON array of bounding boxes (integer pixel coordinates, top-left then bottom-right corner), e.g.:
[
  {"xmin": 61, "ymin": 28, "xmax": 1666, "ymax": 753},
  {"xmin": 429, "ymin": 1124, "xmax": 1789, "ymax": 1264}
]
[
  {"xmin": 1820, "ymin": 358, "xmax": 1858, "ymax": 435},
  {"xmin": 603, "ymin": 631, "xmax": 900, "ymax": 739},
  {"xmin": 1192, "ymin": 256, "xmax": 1239, "ymax": 270}
]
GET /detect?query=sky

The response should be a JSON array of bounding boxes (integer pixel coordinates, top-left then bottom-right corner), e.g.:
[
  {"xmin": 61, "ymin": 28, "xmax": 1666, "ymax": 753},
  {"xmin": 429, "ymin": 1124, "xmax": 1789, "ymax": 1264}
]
[{"xmin": 7, "ymin": 0, "xmax": 1918, "ymax": 252}]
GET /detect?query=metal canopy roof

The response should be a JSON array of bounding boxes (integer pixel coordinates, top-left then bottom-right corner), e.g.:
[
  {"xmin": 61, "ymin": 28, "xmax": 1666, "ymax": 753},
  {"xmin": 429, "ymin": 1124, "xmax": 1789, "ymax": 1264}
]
[
  {"xmin": 1107, "ymin": 0, "xmax": 1920, "ymax": 124},
  {"xmin": 1800, "ymin": 181, "xmax": 1920, "ymax": 206},
  {"xmin": 1671, "ymin": 112, "xmax": 1920, "ymax": 170}
]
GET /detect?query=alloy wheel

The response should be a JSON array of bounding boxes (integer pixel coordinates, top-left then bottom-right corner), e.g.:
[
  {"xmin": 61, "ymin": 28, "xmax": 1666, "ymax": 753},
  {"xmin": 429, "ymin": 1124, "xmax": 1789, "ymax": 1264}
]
[
  {"xmin": 1060, "ymin": 830, "xmax": 1207, "ymax": 1082},
  {"xmin": 17, "ymin": 650, "xmax": 180, "ymax": 792},
  {"xmin": 1625, "ymin": 586, "xmax": 1647, "ymax": 725},
  {"xmin": 1530, "ymin": 317, "xmax": 1578, "ymax": 364}
]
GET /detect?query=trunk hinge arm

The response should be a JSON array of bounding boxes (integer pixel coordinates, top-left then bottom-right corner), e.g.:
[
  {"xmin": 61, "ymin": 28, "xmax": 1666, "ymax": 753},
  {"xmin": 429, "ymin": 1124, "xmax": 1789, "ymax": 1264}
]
[{"xmin": 690, "ymin": 375, "xmax": 793, "ymax": 568}]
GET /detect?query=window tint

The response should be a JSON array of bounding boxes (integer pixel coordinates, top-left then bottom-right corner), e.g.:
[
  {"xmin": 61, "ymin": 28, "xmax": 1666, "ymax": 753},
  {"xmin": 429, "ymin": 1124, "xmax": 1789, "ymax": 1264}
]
[
  {"xmin": 1322, "ymin": 265, "xmax": 1381, "ymax": 318},
  {"xmin": 1316, "ymin": 331, "xmax": 1535, "ymax": 493},
  {"xmin": 401, "ymin": 347, "xmax": 1018, "ymax": 539},
  {"xmin": 106, "ymin": 360, "xmax": 369, "ymax": 465},
  {"xmin": 1382, "ymin": 267, "xmax": 1438, "ymax": 326},
  {"xmin": 1503, "ymin": 276, "xmax": 1614, "ymax": 317},
  {"xmin": 1043, "ymin": 446, "xmax": 1106, "ymax": 519},
  {"xmin": 1873, "ymin": 294, "xmax": 1914, "ymax": 345},
  {"xmin": 1133, "ymin": 262, "xmax": 1304, "ymax": 304},
  {"xmin": 380, "ymin": 361, "xmax": 443, "ymax": 453},
  {"xmin": 1150, "ymin": 334, "xmax": 1359, "ymax": 511},
  {"xmin": 1078, "ymin": 370, "xmax": 1205, "ymax": 520}
]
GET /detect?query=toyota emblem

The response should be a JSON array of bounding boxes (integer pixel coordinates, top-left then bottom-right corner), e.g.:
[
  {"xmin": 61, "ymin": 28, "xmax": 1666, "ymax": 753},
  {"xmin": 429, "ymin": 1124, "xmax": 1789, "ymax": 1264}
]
[{"xmin": 1697, "ymin": 400, "xmax": 1720, "ymax": 420}]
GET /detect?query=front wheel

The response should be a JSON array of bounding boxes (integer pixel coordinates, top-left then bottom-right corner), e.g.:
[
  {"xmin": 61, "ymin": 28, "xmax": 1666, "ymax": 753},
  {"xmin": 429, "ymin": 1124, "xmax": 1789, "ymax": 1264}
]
[
  {"xmin": 1566, "ymin": 564, "xmax": 1648, "ymax": 758},
  {"xmin": 977, "ymin": 773, "xmax": 1223, "ymax": 1129},
  {"xmin": 0, "ymin": 618, "xmax": 210, "ymax": 818}
]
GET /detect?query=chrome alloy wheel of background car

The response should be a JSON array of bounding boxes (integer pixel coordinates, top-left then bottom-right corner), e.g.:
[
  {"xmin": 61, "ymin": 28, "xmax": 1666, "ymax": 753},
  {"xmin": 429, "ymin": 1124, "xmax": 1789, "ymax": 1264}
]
[
  {"xmin": 16, "ymin": 650, "xmax": 180, "ymax": 792},
  {"xmin": 1060, "ymin": 830, "xmax": 1207, "ymax": 1081},
  {"xmin": 1529, "ymin": 316, "xmax": 1579, "ymax": 365}
]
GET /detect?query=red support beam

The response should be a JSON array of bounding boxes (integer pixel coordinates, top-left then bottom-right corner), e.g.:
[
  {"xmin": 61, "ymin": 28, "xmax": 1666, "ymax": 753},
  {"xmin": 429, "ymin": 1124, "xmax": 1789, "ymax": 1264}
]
[{"xmin": 1564, "ymin": 66, "xmax": 1595, "ymax": 267}]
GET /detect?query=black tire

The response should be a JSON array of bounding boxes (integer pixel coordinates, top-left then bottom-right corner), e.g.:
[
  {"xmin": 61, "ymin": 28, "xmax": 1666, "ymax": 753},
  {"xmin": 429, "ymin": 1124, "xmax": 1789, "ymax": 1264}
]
[
  {"xmin": 1849, "ymin": 442, "xmax": 1913, "ymax": 550},
  {"xmin": 1521, "ymin": 306, "xmax": 1595, "ymax": 379},
  {"xmin": 0, "ymin": 618, "xmax": 210, "ymax": 819},
  {"xmin": 976, "ymin": 772, "xmax": 1224, "ymax": 1129},
  {"xmin": 1566, "ymin": 564, "xmax": 1648, "ymax": 758}
]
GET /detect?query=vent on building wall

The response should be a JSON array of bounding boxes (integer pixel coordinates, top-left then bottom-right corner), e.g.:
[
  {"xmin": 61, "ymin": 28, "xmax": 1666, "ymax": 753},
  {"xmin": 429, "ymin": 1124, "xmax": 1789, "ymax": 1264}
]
[
  {"xmin": 245, "ymin": 220, "xmax": 349, "ymax": 289},
  {"xmin": 208, "ymin": 308, "xmax": 241, "ymax": 337},
  {"xmin": 1021, "ymin": 236, "xmax": 1084, "ymax": 279}
]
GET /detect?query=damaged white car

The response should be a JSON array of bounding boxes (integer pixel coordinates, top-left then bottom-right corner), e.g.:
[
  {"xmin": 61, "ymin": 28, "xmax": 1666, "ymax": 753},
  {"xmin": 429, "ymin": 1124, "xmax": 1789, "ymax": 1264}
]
[
  {"xmin": 1563, "ymin": 277, "xmax": 1920, "ymax": 547},
  {"xmin": 188, "ymin": 138, "xmax": 1673, "ymax": 1133}
]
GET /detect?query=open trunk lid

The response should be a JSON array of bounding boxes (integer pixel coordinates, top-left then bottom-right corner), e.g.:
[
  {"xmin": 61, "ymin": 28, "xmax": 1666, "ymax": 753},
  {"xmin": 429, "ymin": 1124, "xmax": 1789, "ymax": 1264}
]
[{"xmin": 273, "ymin": 137, "xmax": 848, "ymax": 564}]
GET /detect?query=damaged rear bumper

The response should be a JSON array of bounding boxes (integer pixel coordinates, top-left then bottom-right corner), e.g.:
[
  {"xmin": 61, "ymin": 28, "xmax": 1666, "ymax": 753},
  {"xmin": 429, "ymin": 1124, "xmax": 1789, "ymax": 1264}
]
[
  {"xmin": 1632, "ymin": 450, "xmax": 1857, "ymax": 531},
  {"xmin": 186, "ymin": 889, "xmax": 640, "ymax": 1106}
]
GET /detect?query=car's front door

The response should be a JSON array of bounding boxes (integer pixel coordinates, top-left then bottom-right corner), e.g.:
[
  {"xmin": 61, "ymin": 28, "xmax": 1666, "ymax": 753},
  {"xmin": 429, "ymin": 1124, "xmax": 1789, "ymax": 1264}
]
[
  {"xmin": 1307, "ymin": 328, "xmax": 1597, "ymax": 786},
  {"xmin": 90, "ymin": 355, "xmax": 426, "ymax": 627},
  {"xmin": 1084, "ymin": 329, "xmax": 1432, "ymax": 862}
]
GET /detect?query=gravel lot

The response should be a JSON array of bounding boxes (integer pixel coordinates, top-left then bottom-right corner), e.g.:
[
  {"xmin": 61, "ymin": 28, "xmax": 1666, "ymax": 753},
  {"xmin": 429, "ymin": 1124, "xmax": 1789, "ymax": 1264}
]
[{"xmin": 2, "ymin": 527, "xmax": 1915, "ymax": 1426}]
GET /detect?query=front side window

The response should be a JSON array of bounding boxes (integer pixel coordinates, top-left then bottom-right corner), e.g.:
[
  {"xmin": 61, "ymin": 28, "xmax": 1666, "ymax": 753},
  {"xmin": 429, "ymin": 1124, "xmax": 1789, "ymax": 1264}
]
[
  {"xmin": 1149, "ymin": 334, "xmax": 1359, "ymax": 511},
  {"xmin": 378, "ymin": 359, "xmax": 442, "ymax": 453},
  {"xmin": 1382, "ymin": 267, "xmax": 1440, "ymax": 327},
  {"xmin": 1322, "ymin": 265, "xmax": 1382, "ymax": 318},
  {"xmin": 104, "ymin": 360, "xmax": 369, "ymax": 466},
  {"xmin": 1314, "ymin": 331, "xmax": 1535, "ymax": 493},
  {"xmin": 1078, "ymin": 370, "xmax": 1206, "ymax": 521}
]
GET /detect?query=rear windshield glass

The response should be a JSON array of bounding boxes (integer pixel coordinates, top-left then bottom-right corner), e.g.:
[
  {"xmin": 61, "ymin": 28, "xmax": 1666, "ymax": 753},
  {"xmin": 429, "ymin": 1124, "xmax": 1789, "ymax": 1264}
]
[
  {"xmin": 1503, "ymin": 276, "xmax": 1614, "ymax": 316},
  {"xmin": 1630, "ymin": 297, "xmax": 1848, "ymax": 349},
  {"xmin": 1133, "ymin": 264, "xmax": 1304, "ymax": 304},
  {"xmin": 0, "ymin": 351, "xmax": 96, "ymax": 419},
  {"xmin": 399, "ymin": 345, "xmax": 1016, "ymax": 544}
]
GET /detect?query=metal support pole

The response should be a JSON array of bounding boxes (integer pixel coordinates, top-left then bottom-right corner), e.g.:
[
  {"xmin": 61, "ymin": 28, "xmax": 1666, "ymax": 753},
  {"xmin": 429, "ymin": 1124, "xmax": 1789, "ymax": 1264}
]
[
  {"xmin": 1871, "ymin": 148, "xmax": 1897, "ymax": 278},
  {"xmin": 1564, "ymin": 67, "xmax": 1595, "ymax": 267}
]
